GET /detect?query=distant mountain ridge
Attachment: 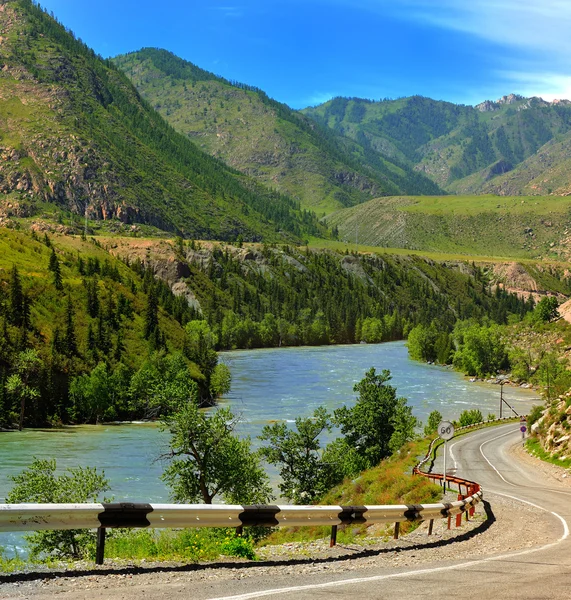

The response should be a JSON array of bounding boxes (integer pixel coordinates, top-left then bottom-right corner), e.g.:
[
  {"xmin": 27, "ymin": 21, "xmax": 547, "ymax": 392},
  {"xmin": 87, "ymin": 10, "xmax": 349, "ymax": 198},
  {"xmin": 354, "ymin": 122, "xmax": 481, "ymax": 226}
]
[
  {"xmin": 303, "ymin": 94, "xmax": 571, "ymax": 195},
  {"xmin": 113, "ymin": 48, "xmax": 442, "ymax": 215},
  {"xmin": 0, "ymin": 0, "xmax": 325, "ymax": 242}
]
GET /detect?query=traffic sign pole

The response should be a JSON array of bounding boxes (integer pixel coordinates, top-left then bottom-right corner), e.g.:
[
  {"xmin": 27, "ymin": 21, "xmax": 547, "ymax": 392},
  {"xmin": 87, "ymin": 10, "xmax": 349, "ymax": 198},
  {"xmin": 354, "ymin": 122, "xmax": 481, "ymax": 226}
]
[{"xmin": 438, "ymin": 421, "xmax": 455, "ymax": 493}]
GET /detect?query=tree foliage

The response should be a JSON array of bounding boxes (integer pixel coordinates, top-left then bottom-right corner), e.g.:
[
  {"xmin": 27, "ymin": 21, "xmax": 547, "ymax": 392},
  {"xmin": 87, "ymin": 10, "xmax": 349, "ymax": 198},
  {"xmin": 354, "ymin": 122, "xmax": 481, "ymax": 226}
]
[
  {"xmin": 6, "ymin": 458, "xmax": 110, "ymax": 560},
  {"xmin": 334, "ymin": 368, "xmax": 416, "ymax": 467},
  {"xmin": 259, "ymin": 407, "xmax": 334, "ymax": 504},
  {"xmin": 162, "ymin": 402, "xmax": 272, "ymax": 505}
]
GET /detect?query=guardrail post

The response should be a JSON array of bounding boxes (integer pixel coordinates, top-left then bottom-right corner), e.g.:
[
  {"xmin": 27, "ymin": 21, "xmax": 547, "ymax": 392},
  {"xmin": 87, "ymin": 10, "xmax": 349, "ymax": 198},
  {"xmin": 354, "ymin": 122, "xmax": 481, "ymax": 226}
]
[
  {"xmin": 456, "ymin": 495, "xmax": 464, "ymax": 527},
  {"xmin": 394, "ymin": 522, "xmax": 400, "ymax": 540},
  {"xmin": 428, "ymin": 519, "xmax": 434, "ymax": 536},
  {"xmin": 235, "ymin": 526, "xmax": 243, "ymax": 537},
  {"xmin": 447, "ymin": 516, "xmax": 451, "ymax": 530},
  {"xmin": 330, "ymin": 525, "xmax": 338, "ymax": 547},
  {"xmin": 96, "ymin": 527, "xmax": 106, "ymax": 566}
]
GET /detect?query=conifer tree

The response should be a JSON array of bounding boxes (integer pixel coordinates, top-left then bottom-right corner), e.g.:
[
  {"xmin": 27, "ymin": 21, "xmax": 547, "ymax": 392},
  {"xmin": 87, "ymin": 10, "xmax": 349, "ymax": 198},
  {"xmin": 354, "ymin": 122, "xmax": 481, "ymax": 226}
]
[
  {"xmin": 9, "ymin": 265, "xmax": 24, "ymax": 327},
  {"xmin": 64, "ymin": 296, "xmax": 78, "ymax": 357},
  {"xmin": 48, "ymin": 248, "xmax": 64, "ymax": 291},
  {"xmin": 144, "ymin": 283, "xmax": 159, "ymax": 339}
]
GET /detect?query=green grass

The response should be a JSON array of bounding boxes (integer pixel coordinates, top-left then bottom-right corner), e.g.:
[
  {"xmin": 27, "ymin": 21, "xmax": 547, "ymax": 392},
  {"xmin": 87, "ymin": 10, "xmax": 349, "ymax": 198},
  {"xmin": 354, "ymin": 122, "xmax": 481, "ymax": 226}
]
[
  {"xmin": 324, "ymin": 194, "xmax": 571, "ymax": 261},
  {"xmin": 399, "ymin": 195, "xmax": 571, "ymax": 216},
  {"xmin": 525, "ymin": 437, "xmax": 571, "ymax": 469},
  {"xmin": 260, "ymin": 437, "xmax": 441, "ymax": 546},
  {"xmin": 104, "ymin": 528, "xmax": 257, "ymax": 562}
]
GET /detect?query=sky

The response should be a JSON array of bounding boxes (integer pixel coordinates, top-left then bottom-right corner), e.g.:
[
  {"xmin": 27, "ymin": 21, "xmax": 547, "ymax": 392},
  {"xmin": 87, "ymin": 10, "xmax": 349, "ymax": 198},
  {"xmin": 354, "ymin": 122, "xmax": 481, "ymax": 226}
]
[{"xmin": 34, "ymin": 0, "xmax": 571, "ymax": 109}]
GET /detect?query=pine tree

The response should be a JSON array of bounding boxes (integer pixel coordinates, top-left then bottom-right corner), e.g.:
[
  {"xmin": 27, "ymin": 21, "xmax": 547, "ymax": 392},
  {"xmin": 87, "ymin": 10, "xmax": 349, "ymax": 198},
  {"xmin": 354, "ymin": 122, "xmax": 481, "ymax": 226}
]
[
  {"xmin": 9, "ymin": 265, "xmax": 24, "ymax": 327},
  {"xmin": 48, "ymin": 248, "xmax": 63, "ymax": 291},
  {"xmin": 113, "ymin": 329, "xmax": 126, "ymax": 362},
  {"xmin": 84, "ymin": 278, "xmax": 100, "ymax": 318},
  {"xmin": 64, "ymin": 296, "xmax": 78, "ymax": 357},
  {"xmin": 144, "ymin": 283, "xmax": 159, "ymax": 339}
]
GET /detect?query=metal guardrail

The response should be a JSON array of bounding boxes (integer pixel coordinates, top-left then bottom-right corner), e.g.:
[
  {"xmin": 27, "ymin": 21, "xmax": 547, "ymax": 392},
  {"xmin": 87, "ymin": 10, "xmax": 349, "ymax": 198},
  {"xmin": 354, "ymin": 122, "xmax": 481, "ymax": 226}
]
[{"xmin": 1, "ymin": 417, "xmax": 512, "ymax": 565}]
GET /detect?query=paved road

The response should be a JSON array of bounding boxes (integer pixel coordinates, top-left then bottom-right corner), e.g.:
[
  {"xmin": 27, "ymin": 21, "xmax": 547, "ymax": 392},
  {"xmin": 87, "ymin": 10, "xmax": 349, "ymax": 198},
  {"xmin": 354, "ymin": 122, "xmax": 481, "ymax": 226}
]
[
  {"xmin": 197, "ymin": 424, "xmax": 571, "ymax": 599},
  {"xmin": 4, "ymin": 424, "xmax": 570, "ymax": 599}
]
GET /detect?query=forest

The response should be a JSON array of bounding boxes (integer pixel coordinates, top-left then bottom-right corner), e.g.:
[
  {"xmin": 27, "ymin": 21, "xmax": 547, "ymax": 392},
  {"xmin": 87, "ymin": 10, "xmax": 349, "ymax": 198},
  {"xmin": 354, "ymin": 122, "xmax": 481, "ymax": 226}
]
[{"xmin": 0, "ymin": 227, "xmax": 532, "ymax": 429}]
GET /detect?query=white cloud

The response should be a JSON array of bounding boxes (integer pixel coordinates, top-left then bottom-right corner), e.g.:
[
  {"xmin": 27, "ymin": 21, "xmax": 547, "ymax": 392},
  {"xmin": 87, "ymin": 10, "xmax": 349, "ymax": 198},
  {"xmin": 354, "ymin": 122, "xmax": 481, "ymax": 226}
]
[
  {"xmin": 320, "ymin": 0, "xmax": 571, "ymax": 100},
  {"xmin": 498, "ymin": 71, "xmax": 571, "ymax": 102}
]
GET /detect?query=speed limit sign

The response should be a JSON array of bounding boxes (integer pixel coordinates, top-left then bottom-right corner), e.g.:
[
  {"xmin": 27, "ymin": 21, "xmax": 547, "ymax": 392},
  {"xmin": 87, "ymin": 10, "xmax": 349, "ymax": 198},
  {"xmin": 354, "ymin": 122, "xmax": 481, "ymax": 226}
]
[{"xmin": 438, "ymin": 421, "xmax": 455, "ymax": 440}]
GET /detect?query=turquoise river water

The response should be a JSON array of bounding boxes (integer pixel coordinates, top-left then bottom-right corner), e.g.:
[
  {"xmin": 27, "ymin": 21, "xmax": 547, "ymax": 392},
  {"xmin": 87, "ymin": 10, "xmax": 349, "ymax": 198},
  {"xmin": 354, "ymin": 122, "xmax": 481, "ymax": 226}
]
[{"xmin": 0, "ymin": 341, "xmax": 541, "ymax": 555}]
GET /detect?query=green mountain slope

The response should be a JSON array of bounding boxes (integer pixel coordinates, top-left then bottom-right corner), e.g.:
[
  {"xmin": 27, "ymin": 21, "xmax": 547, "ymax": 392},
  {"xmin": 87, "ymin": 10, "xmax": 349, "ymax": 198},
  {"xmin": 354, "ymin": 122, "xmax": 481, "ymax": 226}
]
[
  {"xmin": 113, "ymin": 49, "xmax": 442, "ymax": 215},
  {"xmin": 325, "ymin": 195, "xmax": 571, "ymax": 260},
  {"xmin": 449, "ymin": 130, "xmax": 571, "ymax": 196},
  {"xmin": 0, "ymin": 1, "xmax": 325, "ymax": 242},
  {"xmin": 303, "ymin": 95, "xmax": 571, "ymax": 193}
]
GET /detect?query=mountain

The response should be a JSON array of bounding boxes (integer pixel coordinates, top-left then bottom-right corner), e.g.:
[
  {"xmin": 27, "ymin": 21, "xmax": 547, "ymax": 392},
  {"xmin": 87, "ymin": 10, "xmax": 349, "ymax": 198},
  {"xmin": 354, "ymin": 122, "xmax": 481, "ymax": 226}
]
[
  {"xmin": 303, "ymin": 94, "xmax": 571, "ymax": 194},
  {"xmin": 324, "ymin": 194, "xmax": 571, "ymax": 260},
  {"xmin": 113, "ymin": 48, "xmax": 442, "ymax": 215},
  {"xmin": 0, "ymin": 0, "xmax": 325, "ymax": 242}
]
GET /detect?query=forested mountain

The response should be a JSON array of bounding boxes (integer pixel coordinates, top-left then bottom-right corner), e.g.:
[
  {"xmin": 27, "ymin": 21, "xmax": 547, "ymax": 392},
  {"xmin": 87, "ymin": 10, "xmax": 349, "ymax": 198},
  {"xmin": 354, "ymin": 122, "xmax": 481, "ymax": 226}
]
[
  {"xmin": 108, "ymin": 236, "xmax": 531, "ymax": 350},
  {"xmin": 0, "ymin": 0, "xmax": 325, "ymax": 242},
  {"xmin": 113, "ymin": 48, "xmax": 442, "ymax": 215},
  {"xmin": 303, "ymin": 94, "xmax": 571, "ymax": 194}
]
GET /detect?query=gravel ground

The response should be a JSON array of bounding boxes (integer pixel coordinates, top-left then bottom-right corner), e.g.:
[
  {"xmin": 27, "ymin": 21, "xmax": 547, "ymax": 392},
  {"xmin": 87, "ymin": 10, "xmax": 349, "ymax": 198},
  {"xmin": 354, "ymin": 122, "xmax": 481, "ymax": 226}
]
[{"xmin": 0, "ymin": 442, "xmax": 562, "ymax": 599}]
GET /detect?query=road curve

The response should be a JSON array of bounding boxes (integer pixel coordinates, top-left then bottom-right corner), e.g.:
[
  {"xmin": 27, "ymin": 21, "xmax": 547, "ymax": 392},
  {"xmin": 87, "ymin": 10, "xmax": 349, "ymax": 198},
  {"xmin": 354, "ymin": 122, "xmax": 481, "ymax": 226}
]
[
  {"xmin": 203, "ymin": 423, "xmax": 571, "ymax": 600},
  {"xmin": 3, "ymin": 423, "xmax": 571, "ymax": 600}
]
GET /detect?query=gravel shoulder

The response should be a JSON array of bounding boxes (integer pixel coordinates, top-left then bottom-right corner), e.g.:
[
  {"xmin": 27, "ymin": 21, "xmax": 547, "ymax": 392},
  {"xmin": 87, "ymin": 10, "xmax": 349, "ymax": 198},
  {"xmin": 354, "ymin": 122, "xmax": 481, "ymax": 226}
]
[{"xmin": 0, "ymin": 441, "xmax": 562, "ymax": 599}]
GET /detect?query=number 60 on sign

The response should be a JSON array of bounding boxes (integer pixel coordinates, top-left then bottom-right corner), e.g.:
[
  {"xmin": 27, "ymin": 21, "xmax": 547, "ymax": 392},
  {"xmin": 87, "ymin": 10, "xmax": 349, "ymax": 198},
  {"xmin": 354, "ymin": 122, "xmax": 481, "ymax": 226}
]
[{"xmin": 438, "ymin": 421, "xmax": 454, "ymax": 440}]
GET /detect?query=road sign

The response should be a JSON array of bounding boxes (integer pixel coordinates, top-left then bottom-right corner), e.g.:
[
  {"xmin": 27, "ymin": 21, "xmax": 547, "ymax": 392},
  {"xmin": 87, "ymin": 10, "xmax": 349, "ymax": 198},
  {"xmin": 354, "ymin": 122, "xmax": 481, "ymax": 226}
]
[
  {"xmin": 438, "ymin": 421, "xmax": 455, "ymax": 441},
  {"xmin": 520, "ymin": 425, "xmax": 527, "ymax": 433}
]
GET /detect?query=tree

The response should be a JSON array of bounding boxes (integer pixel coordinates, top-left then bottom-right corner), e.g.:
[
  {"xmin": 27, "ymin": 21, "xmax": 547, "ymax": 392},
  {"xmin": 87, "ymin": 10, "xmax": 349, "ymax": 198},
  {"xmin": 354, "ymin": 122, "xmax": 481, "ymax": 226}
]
[
  {"xmin": 9, "ymin": 265, "xmax": 25, "ymax": 327},
  {"xmin": 6, "ymin": 458, "xmax": 110, "ymax": 560},
  {"xmin": 407, "ymin": 323, "xmax": 437, "ymax": 362},
  {"xmin": 458, "ymin": 409, "xmax": 483, "ymax": 427},
  {"xmin": 69, "ymin": 362, "xmax": 127, "ymax": 423},
  {"xmin": 209, "ymin": 363, "xmax": 231, "ymax": 398},
  {"xmin": 424, "ymin": 410, "xmax": 443, "ymax": 436},
  {"xmin": 48, "ymin": 248, "xmax": 63, "ymax": 291},
  {"xmin": 334, "ymin": 368, "xmax": 416, "ymax": 466},
  {"xmin": 64, "ymin": 295, "xmax": 78, "ymax": 356},
  {"xmin": 144, "ymin": 282, "xmax": 159, "ymax": 340},
  {"xmin": 6, "ymin": 349, "xmax": 43, "ymax": 430},
  {"xmin": 259, "ymin": 407, "xmax": 333, "ymax": 504},
  {"xmin": 162, "ymin": 403, "xmax": 272, "ymax": 505},
  {"xmin": 533, "ymin": 296, "xmax": 559, "ymax": 323},
  {"xmin": 452, "ymin": 322, "xmax": 508, "ymax": 377},
  {"xmin": 129, "ymin": 352, "xmax": 200, "ymax": 418},
  {"xmin": 388, "ymin": 398, "xmax": 419, "ymax": 453}
]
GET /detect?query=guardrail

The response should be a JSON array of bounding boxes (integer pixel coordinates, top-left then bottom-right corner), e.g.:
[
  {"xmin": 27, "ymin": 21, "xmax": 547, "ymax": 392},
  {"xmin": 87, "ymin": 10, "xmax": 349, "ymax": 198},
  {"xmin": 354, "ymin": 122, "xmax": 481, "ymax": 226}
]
[{"xmin": 2, "ymin": 418, "xmax": 510, "ymax": 565}]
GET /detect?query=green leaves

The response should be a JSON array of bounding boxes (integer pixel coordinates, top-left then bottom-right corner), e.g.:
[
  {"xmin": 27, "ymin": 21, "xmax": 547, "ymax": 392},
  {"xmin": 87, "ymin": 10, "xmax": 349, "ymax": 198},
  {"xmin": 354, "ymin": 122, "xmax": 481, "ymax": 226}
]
[
  {"xmin": 7, "ymin": 458, "xmax": 110, "ymax": 560},
  {"xmin": 259, "ymin": 407, "xmax": 333, "ymax": 504},
  {"xmin": 162, "ymin": 403, "xmax": 272, "ymax": 505}
]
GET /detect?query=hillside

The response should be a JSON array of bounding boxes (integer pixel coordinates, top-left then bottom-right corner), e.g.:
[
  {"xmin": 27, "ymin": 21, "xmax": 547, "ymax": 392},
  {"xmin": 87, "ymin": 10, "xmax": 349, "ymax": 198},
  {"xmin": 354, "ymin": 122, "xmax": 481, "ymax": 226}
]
[
  {"xmin": 325, "ymin": 195, "xmax": 571, "ymax": 260},
  {"xmin": 303, "ymin": 95, "xmax": 571, "ymax": 194},
  {"xmin": 0, "ymin": 1, "xmax": 325, "ymax": 242},
  {"xmin": 113, "ymin": 48, "xmax": 442, "ymax": 215},
  {"xmin": 0, "ymin": 222, "xmax": 535, "ymax": 428}
]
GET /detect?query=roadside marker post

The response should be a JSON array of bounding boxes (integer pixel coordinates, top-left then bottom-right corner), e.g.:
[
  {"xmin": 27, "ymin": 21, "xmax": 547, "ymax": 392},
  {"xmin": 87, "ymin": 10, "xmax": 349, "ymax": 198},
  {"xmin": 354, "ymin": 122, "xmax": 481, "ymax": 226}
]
[{"xmin": 438, "ymin": 421, "xmax": 455, "ymax": 492}]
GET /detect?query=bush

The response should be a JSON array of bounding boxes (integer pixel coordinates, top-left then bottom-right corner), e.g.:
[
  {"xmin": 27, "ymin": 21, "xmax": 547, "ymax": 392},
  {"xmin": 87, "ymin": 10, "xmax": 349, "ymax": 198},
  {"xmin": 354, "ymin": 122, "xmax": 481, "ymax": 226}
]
[
  {"xmin": 527, "ymin": 405, "xmax": 544, "ymax": 429},
  {"xmin": 6, "ymin": 458, "xmax": 110, "ymax": 560},
  {"xmin": 458, "ymin": 409, "xmax": 483, "ymax": 427}
]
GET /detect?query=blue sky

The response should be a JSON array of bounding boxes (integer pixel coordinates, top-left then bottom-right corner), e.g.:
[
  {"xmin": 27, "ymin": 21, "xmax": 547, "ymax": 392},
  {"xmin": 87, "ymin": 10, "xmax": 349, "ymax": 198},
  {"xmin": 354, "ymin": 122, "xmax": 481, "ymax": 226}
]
[{"xmin": 36, "ymin": 0, "xmax": 571, "ymax": 109}]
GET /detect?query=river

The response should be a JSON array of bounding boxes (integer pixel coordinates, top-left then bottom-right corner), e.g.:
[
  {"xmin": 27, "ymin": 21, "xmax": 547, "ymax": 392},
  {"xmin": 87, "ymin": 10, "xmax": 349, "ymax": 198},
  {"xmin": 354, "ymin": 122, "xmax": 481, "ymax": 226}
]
[{"xmin": 0, "ymin": 341, "xmax": 541, "ymax": 555}]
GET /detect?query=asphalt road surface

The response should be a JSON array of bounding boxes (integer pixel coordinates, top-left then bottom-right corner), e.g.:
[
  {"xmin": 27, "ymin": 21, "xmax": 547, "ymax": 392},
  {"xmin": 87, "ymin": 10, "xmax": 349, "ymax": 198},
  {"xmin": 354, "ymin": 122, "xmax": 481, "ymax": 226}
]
[
  {"xmin": 200, "ymin": 424, "xmax": 571, "ymax": 600},
  {"xmin": 3, "ymin": 423, "xmax": 571, "ymax": 599}
]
